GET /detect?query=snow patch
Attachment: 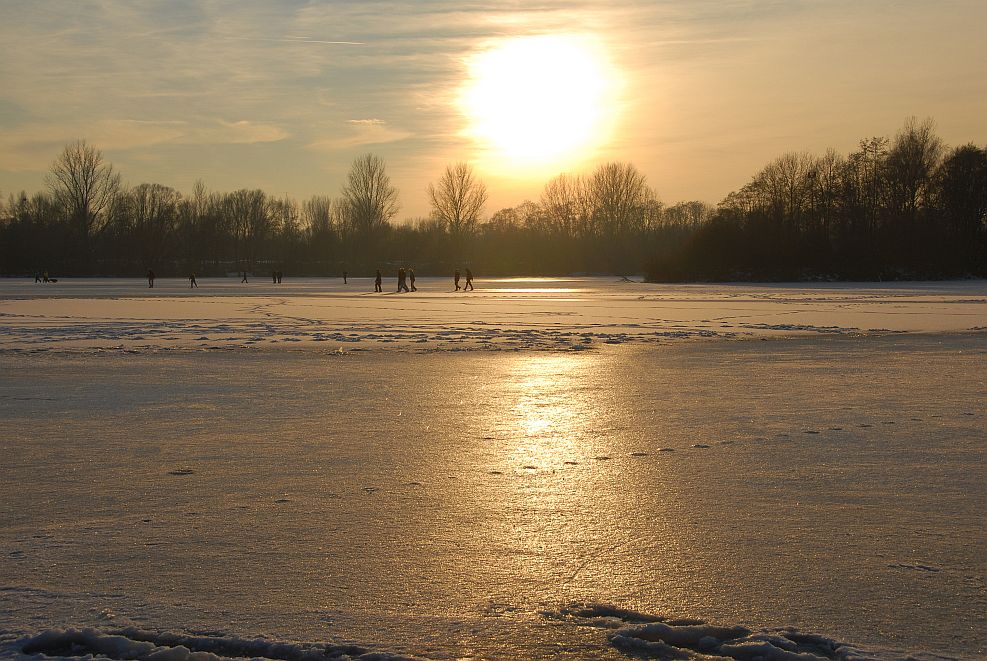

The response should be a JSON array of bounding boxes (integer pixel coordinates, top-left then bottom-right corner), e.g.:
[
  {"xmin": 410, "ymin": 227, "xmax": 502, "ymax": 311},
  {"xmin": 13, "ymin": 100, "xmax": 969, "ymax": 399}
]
[{"xmin": 553, "ymin": 603, "xmax": 952, "ymax": 661}]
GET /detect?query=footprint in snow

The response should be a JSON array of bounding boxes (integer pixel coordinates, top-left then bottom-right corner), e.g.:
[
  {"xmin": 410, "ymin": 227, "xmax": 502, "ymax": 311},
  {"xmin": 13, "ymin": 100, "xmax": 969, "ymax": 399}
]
[
  {"xmin": 657, "ymin": 448, "xmax": 676, "ymax": 452},
  {"xmin": 691, "ymin": 444, "xmax": 711, "ymax": 449},
  {"xmin": 630, "ymin": 452, "xmax": 649, "ymax": 457},
  {"xmin": 168, "ymin": 469, "xmax": 194, "ymax": 476},
  {"xmin": 594, "ymin": 455, "xmax": 612, "ymax": 461},
  {"xmin": 803, "ymin": 430, "xmax": 820, "ymax": 434},
  {"xmin": 563, "ymin": 461, "xmax": 579, "ymax": 466}
]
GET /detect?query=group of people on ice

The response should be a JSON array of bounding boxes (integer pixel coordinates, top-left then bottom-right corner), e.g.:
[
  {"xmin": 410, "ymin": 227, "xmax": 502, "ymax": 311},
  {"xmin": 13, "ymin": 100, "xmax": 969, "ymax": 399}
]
[
  {"xmin": 81, "ymin": 267, "xmax": 477, "ymax": 291},
  {"xmin": 373, "ymin": 267, "xmax": 473, "ymax": 293},
  {"xmin": 375, "ymin": 267, "xmax": 417, "ymax": 292}
]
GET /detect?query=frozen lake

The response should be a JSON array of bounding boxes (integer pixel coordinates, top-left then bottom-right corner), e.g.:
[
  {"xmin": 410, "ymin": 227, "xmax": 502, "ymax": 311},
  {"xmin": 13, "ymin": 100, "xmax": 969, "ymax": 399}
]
[
  {"xmin": 1, "ymin": 277, "xmax": 986, "ymax": 353},
  {"xmin": 0, "ymin": 279, "xmax": 985, "ymax": 660}
]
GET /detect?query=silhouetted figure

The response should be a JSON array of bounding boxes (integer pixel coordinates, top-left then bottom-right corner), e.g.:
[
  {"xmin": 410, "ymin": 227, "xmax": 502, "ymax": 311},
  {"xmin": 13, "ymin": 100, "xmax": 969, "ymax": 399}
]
[
  {"xmin": 374, "ymin": 269, "xmax": 382, "ymax": 292},
  {"xmin": 397, "ymin": 267, "xmax": 409, "ymax": 293},
  {"xmin": 409, "ymin": 268, "xmax": 417, "ymax": 292},
  {"xmin": 342, "ymin": 270, "xmax": 348, "ymax": 284},
  {"xmin": 454, "ymin": 269, "xmax": 461, "ymax": 291},
  {"xmin": 272, "ymin": 271, "xmax": 277, "ymax": 284},
  {"xmin": 34, "ymin": 272, "xmax": 42, "ymax": 283},
  {"xmin": 189, "ymin": 273, "xmax": 198, "ymax": 288},
  {"xmin": 42, "ymin": 271, "xmax": 50, "ymax": 283},
  {"xmin": 147, "ymin": 269, "xmax": 156, "ymax": 288},
  {"xmin": 241, "ymin": 271, "xmax": 248, "ymax": 283},
  {"xmin": 277, "ymin": 270, "xmax": 283, "ymax": 284},
  {"xmin": 464, "ymin": 268, "xmax": 474, "ymax": 291}
]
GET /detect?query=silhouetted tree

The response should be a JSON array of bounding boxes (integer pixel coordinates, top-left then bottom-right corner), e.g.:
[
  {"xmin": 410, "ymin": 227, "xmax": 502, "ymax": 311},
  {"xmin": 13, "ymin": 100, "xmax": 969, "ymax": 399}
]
[
  {"xmin": 933, "ymin": 144, "xmax": 987, "ymax": 270},
  {"xmin": 427, "ymin": 162, "xmax": 488, "ymax": 238},
  {"xmin": 45, "ymin": 140, "xmax": 121, "ymax": 264},
  {"xmin": 541, "ymin": 173, "xmax": 591, "ymax": 238},
  {"xmin": 342, "ymin": 154, "xmax": 399, "ymax": 235},
  {"xmin": 587, "ymin": 162, "xmax": 655, "ymax": 238}
]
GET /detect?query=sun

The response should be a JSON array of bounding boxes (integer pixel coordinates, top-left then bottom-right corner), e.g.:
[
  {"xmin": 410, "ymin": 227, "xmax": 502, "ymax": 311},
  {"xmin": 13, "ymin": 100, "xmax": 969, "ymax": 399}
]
[{"xmin": 460, "ymin": 34, "xmax": 618, "ymax": 170}]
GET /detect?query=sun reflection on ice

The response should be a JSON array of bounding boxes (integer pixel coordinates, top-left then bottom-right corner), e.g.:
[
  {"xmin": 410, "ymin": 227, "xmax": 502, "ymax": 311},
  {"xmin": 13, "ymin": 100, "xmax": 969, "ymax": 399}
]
[{"xmin": 507, "ymin": 353, "xmax": 601, "ymax": 470}]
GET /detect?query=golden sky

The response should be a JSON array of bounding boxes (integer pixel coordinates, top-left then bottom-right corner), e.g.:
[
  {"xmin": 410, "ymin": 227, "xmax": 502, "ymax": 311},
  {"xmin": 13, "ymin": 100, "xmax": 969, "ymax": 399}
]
[{"xmin": 1, "ymin": 0, "xmax": 985, "ymax": 217}]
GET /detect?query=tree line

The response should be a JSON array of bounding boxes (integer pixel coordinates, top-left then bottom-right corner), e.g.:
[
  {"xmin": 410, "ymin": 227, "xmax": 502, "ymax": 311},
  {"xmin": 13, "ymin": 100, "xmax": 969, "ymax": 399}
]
[
  {"xmin": 1, "ymin": 117, "xmax": 984, "ymax": 280},
  {"xmin": 650, "ymin": 118, "xmax": 987, "ymax": 280}
]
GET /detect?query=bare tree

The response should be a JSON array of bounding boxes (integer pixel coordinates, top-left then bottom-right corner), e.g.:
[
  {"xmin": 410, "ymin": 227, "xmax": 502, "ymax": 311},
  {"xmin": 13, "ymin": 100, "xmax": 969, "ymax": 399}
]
[
  {"xmin": 302, "ymin": 195, "xmax": 336, "ymax": 236},
  {"xmin": 847, "ymin": 135, "xmax": 889, "ymax": 234},
  {"xmin": 341, "ymin": 154, "xmax": 399, "ymax": 234},
  {"xmin": 427, "ymin": 162, "xmax": 488, "ymax": 237},
  {"xmin": 885, "ymin": 116, "xmax": 944, "ymax": 220},
  {"xmin": 587, "ymin": 162, "xmax": 655, "ymax": 237},
  {"xmin": 541, "ymin": 173, "xmax": 591, "ymax": 238},
  {"xmin": 45, "ymin": 141, "xmax": 121, "ymax": 252},
  {"xmin": 757, "ymin": 152, "xmax": 817, "ymax": 228}
]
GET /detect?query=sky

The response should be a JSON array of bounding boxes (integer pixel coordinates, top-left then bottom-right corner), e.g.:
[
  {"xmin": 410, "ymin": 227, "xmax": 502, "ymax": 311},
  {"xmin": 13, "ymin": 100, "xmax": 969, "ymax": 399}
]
[{"xmin": 1, "ymin": 0, "xmax": 985, "ymax": 219}]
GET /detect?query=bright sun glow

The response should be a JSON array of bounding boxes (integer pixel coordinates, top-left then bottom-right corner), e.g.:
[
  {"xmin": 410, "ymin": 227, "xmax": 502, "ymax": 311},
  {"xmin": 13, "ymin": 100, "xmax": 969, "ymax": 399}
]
[{"xmin": 461, "ymin": 34, "xmax": 617, "ymax": 170}]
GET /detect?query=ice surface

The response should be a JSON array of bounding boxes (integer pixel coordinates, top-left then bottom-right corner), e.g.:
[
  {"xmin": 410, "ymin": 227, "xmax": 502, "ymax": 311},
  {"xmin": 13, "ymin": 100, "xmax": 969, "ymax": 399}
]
[
  {"xmin": 0, "ymin": 280, "xmax": 985, "ymax": 660},
  {"xmin": 1, "ymin": 277, "xmax": 985, "ymax": 353}
]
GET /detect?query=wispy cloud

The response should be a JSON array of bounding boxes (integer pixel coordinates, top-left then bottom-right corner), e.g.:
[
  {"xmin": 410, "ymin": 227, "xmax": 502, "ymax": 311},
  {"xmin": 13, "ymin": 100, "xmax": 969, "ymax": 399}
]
[
  {"xmin": 0, "ymin": 118, "xmax": 286, "ymax": 171},
  {"xmin": 309, "ymin": 119, "xmax": 412, "ymax": 151}
]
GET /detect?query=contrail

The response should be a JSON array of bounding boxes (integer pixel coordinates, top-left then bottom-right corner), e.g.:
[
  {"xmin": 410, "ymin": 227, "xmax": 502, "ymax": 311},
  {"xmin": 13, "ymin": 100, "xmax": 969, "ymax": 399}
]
[{"xmin": 223, "ymin": 35, "xmax": 365, "ymax": 46}]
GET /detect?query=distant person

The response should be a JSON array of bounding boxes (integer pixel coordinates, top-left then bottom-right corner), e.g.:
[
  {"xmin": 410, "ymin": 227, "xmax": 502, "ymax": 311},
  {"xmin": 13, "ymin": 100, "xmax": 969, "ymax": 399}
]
[
  {"xmin": 34, "ymin": 271, "xmax": 42, "ymax": 283},
  {"xmin": 189, "ymin": 273, "xmax": 198, "ymax": 288},
  {"xmin": 397, "ymin": 267, "xmax": 409, "ymax": 293},
  {"xmin": 454, "ymin": 269, "xmax": 461, "ymax": 291},
  {"xmin": 42, "ymin": 271, "xmax": 50, "ymax": 283},
  {"xmin": 409, "ymin": 268, "xmax": 417, "ymax": 292},
  {"xmin": 342, "ymin": 270, "xmax": 348, "ymax": 284},
  {"xmin": 241, "ymin": 271, "xmax": 248, "ymax": 283},
  {"xmin": 374, "ymin": 269, "xmax": 382, "ymax": 292},
  {"xmin": 272, "ymin": 270, "xmax": 277, "ymax": 284},
  {"xmin": 277, "ymin": 270, "xmax": 283, "ymax": 284},
  {"xmin": 464, "ymin": 268, "xmax": 474, "ymax": 291},
  {"xmin": 147, "ymin": 269, "xmax": 156, "ymax": 288}
]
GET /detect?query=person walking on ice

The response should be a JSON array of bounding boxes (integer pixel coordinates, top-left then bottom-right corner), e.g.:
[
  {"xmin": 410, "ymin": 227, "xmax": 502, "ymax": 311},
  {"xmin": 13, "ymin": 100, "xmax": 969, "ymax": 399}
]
[
  {"xmin": 374, "ymin": 269, "xmax": 383, "ymax": 292},
  {"xmin": 464, "ymin": 268, "xmax": 474, "ymax": 291},
  {"xmin": 241, "ymin": 271, "xmax": 248, "ymax": 283},
  {"xmin": 147, "ymin": 269, "xmax": 156, "ymax": 288},
  {"xmin": 454, "ymin": 269, "xmax": 461, "ymax": 291},
  {"xmin": 409, "ymin": 268, "xmax": 417, "ymax": 292},
  {"xmin": 189, "ymin": 273, "xmax": 198, "ymax": 288}
]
